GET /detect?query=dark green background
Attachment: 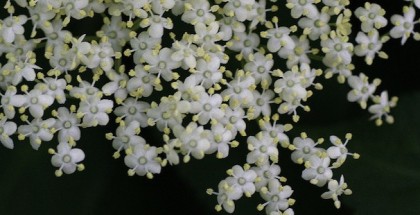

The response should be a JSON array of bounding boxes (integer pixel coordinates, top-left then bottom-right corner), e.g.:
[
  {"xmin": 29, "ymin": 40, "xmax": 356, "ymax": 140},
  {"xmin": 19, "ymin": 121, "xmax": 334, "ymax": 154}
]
[{"xmin": 1, "ymin": 1, "xmax": 420, "ymax": 215}]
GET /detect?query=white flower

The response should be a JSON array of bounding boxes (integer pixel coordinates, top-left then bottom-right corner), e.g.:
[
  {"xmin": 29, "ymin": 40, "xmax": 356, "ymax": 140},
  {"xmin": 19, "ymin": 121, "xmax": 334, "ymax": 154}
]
[
  {"xmin": 35, "ymin": 77, "xmax": 67, "ymax": 104},
  {"xmin": 355, "ymin": 3, "xmax": 388, "ymax": 33},
  {"xmin": 53, "ymin": 107, "xmax": 81, "ymax": 143},
  {"xmin": 129, "ymin": 32, "xmax": 161, "ymax": 64},
  {"xmin": 210, "ymin": 179, "xmax": 243, "ymax": 213},
  {"xmin": 23, "ymin": 89, "xmax": 54, "ymax": 118},
  {"xmin": 114, "ymin": 98, "xmax": 150, "ymax": 127},
  {"xmin": 247, "ymin": 132, "xmax": 278, "ymax": 166},
  {"xmin": 0, "ymin": 86, "xmax": 26, "ymax": 119},
  {"xmin": 347, "ymin": 73, "xmax": 378, "ymax": 109},
  {"xmin": 259, "ymin": 119, "xmax": 290, "ymax": 146},
  {"xmin": 0, "ymin": 117, "xmax": 17, "ymax": 149},
  {"xmin": 220, "ymin": 106, "xmax": 246, "ymax": 136},
  {"xmin": 126, "ymin": 65, "xmax": 159, "ymax": 98},
  {"xmin": 321, "ymin": 175, "xmax": 352, "ymax": 209},
  {"xmin": 77, "ymin": 97, "xmax": 114, "ymax": 127},
  {"xmin": 390, "ymin": 6, "xmax": 418, "ymax": 45},
  {"xmin": 229, "ymin": 32, "xmax": 260, "ymax": 60},
  {"xmin": 173, "ymin": 122, "xmax": 211, "ymax": 161},
  {"xmin": 278, "ymin": 35, "xmax": 311, "ymax": 68},
  {"xmin": 18, "ymin": 118, "xmax": 56, "ymax": 150},
  {"xmin": 50, "ymin": 142, "xmax": 85, "ymax": 177},
  {"xmin": 223, "ymin": 0, "xmax": 256, "ymax": 22},
  {"xmin": 286, "ymin": 0, "xmax": 318, "ymax": 19},
  {"xmin": 146, "ymin": 94, "xmax": 190, "ymax": 131},
  {"xmin": 0, "ymin": 15, "xmax": 28, "ymax": 43},
  {"xmin": 251, "ymin": 164, "xmax": 282, "ymax": 191},
  {"xmin": 226, "ymin": 165, "xmax": 257, "ymax": 197},
  {"xmin": 263, "ymin": 22, "xmax": 295, "ymax": 53},
  {"xmin": 221, "ymin": 71, "xmax": 255, "ymax": 108},
  {"xmin": 208, "ymin": 123, "xmax": 235, "ymax": 158},
  {"xmin": 298, "ymin": 11, "xmax": 331, "ymax": 40},
  {"xmin": 125, "ymin": 144, "xmax": 162, "ymax": 178},
  {"xmin": 291, "ymin": 136, "xmax": 322, "ymax": 164},
  {"xmin": 170, "ymin": 38, "xmax": 198, "ymax": 69},
  {"xmin": 354, "ymin": 30, "xmax": 385, "ymax": 65},
  {"xmin": 190, "ymin": 93, "xmax": 224, "ymax": 125},
  {"xmin": 219, "ymin": 16, "xmax": 245, "ymax": 41},
  {"xmin": 244, "ymin": 52, "xmax": 274, "ymax": 87},
  {"xmin": 321, "ymin": 34, "xmax": 353, "ymax": 67},
  {"xmin": 143, "ymin": 48, "xmax": 181, "ymax": 82},
  {"xmin": 247, "ymin": 90, "xmax": 275, "ymax": 119},
  {"xmin": 191, "ymin": 58, "xmax": 222, "ymax": 89},
  {"xmin": 368, "ymin": 91, "xmax": 398, "ymax": 126},
  {"xmin": 327, "ymin": 134, "xmax": 359, "ymax": 167},
  {"xmin": 111, "ymin": 121, "xmax": 144, "ymax": 157},
  {"xmin": 258, "ymin": 179, "xmax": 294, "ymax": 214},
  {"xmin": 98, "ymin": 16, "xmax": 130, "ymax": 52},
  {"xmin": 140, "ymin": 13, "xmax": 173, "ymax": 39},
  {"xmin": 302, "ymin": 156, "xmax": 333, "ymax": 187},
  {"xmin": 182, "ymin": 0, "xmax": 216, "ymax": 25},
  {"xmin": 274, "ymin": 68, "xmax": 307, "ymax": 102}
]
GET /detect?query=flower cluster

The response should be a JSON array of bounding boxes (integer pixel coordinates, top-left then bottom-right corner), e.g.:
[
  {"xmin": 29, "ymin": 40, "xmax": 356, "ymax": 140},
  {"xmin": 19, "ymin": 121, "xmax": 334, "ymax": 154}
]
[{"xmin": 0, "ymin": 0, "xmax": 417, "ymax": 214}]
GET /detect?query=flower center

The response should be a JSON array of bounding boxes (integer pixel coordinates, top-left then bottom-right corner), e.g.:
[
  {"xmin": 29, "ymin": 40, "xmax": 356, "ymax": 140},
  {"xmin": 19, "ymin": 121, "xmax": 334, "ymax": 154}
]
[
  {"xmin": 121, "ymin": 135, "xmax": 130, "ymax": 143},
  {"xmin": 257, "ymin": 66, "xmax": 265, "ymax": 74},
  {"xmin": 269, "ymin": 130, "xmax": 277, "ymax": 138},
  {"xmin": 31, "ymin": 97, "xmax": 38, "ymax": 104},
  {"xmin": 233, "ymin": 1, "xmax": 241, "ymax": 8},
  {"xmin": 196, "ymin": 9, "xmax": 205, "ymax": 17},
  {"xmin": 138, "ymin": 156, "xmax": 147, "ymax": 165},
  {"xmin": 244, "ymin": 39, "xmax": 252, "ymax": 47},
  {"xmin": 259, "ymin": 145, "xmax": 267, "ymax": 153},
  {"xmin": 361, "ymin": 86, "xmax": 369, "ymax": 94},
  {"xmin": 158, "ymin": 61, "xmax": 166, "ymax": 69},
  {"xmin": 257, "ymin": 98, "xmax": 265, "ymax": 106},
  {"xmin": 229, "ymin": 116, "xmax": 238, "ymax": 123},
  {"xmin": 87, "ymin": 88, "xmax": 96, "ymax": 95},
  {"xmin": 403, "ymin": 22, "xmax": 412, "ymax": 30},
  {"xmin": 204, "ymin": 71, "xmax": 212, "ymax": 78},
  {"xmin": 142, "ymin": 76, "xmax": 150, "ymax": 83},
  {"xmin": 189, "ymin": 140, "xmax": 198, "ymax": 147},
  {"xmin": 234, "ymin": 86, "xmax": 242, "ymax": 94},
  {"xmin": 294, "ymin": 46, "xmax": 304, "ymax": 55},
  {"xmin": 203, "ymin": 103, "xmax": 212, "ymax": 111},
  {"xmin": 59, "ymin": 59, "xmax": 67, "ymax": 67},
  {"xmin": 315, "ymin": 19, "xmax": 324, "ymax": 28},
  {"xmin": 139, "ymin": 42, "xmax": 148, "ymax": 50},
  {"xmin": 62, "ymin": 154, "xmax": 72, "ymax": 163},
  {"xmin": 108, "ymin": 31, "xmax": 117, "ymax": 39},
  {"xmin": 238, "ymin": 177, "xmax": 246, "ymax": 185},
  {"xmin": 303, "ymin": 146, "xmax": 311, "ymax": 154},
  {"xmin": 64, "ymin": 121, "xmax": 72, "ymax": 129},
  {"xmin": 263, "ymin": 170, "xmax": 272, "ymax": 178},
  {"xmin": 50, "ymin": 33, "xmax": 58, "ymax": 40},
  {"xmin": 299, "ymin": 0, "xmax": 307, "ymax": 5},
  {"xmin": 49, "ymin": 83, "xmax": 57, "ymax": 90},
  {"xmin": 317, "ymin": 166, "xmax": 325, "ymax": 174},
  {"xmin": 334, "ymin": 43, "xmax": 343, "ymax": 51},
  {"xmin": 90, "ymin": 106, "xmax": 98, "ymax": 114},
  {"xmin": 128, "ymin": 106, "xmax": 137, "ymax": 115}
]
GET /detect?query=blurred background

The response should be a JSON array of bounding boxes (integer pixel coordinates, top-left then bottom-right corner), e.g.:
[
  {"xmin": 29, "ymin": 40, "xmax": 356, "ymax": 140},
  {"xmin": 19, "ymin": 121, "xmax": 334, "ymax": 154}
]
[{"xmin": 0, "ymin": 1, "xmax": 420, "ymax": 215}]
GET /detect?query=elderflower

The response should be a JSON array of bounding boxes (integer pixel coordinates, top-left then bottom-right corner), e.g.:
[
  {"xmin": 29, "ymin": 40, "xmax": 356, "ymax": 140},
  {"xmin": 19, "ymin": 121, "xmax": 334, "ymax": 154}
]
[{"xmin": 0, "ymin": 0, "xmax": 417, "ymax": 214}]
